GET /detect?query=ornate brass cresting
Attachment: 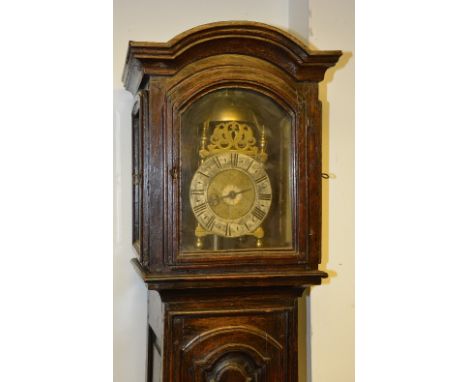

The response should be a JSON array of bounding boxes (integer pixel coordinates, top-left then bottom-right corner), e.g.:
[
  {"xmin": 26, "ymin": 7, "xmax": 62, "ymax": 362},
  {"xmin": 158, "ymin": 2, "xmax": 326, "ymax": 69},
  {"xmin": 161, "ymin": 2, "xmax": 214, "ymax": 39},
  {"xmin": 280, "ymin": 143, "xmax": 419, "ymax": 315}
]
[{"xmin": 200, "ymin": 121, "xmax": 268, "ymax": 162}]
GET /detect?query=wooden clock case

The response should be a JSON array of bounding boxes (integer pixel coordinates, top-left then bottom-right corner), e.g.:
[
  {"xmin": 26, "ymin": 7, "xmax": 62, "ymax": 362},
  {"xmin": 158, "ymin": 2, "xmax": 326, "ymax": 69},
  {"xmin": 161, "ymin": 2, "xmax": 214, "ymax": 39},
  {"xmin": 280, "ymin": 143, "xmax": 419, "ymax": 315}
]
[{"xmin": 123, "ymin": 21, "xmax": 341, "ymax": 382}]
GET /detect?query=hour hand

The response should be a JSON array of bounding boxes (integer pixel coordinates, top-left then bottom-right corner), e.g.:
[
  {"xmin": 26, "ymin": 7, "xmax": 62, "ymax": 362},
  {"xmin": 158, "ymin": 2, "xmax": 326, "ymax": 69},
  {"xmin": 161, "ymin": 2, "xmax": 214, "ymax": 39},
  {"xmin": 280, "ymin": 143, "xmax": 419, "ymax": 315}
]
[
  {"xmin": 236, "ymin": 188, "xmax": 252, "ymax": 196},
  {"xmin": 222, "ymin": 188, "xmax": 252, "ymax": 200}
]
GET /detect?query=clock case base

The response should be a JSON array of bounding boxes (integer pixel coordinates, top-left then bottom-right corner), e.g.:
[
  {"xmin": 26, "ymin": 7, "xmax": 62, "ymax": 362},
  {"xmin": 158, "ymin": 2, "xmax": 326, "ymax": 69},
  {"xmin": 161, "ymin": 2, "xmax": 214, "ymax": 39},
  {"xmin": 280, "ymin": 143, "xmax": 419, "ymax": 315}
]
[{"xmin": 144, "ymin": 276, "xmax": 325, "ymax": 382}]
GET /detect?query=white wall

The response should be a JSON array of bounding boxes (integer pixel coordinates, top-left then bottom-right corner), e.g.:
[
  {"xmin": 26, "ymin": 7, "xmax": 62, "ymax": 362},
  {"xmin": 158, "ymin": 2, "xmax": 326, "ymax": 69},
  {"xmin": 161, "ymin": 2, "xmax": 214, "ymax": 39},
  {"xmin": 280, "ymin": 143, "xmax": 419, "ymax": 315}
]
[
  {"xmin": 309, "ymin": 0, "xmax": 355, "ymax": 381},
  {"xmin": 113, "ymin": 0, "xmax": 290, "ymax": 88},
  {"xmin": 114, "ymin": 87, "xmax": 147, "ymax": 382},
  {"xmin": 113, "ymin": 1, "xmax": 354, "ymax": 381}
]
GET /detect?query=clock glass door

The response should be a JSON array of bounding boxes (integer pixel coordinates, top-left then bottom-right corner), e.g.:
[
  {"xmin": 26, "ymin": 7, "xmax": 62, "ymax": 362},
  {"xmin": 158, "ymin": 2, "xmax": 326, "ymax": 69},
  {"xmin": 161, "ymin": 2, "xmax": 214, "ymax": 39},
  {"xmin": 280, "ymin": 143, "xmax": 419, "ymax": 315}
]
[
  {"xmin": 179, "ymin": 88, "xmax": 293, "ymax": 253},
  {"xmin": 132, "ymin": 99, "xmax": 142, "ymax": 251}
]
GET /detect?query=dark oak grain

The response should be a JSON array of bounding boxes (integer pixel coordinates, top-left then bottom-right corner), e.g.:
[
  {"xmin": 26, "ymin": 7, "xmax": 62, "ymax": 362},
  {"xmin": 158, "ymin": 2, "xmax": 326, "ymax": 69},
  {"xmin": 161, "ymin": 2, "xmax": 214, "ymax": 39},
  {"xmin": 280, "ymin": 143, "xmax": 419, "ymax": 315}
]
[
  {"xmin": 123, "ymin": 21, "xmax": 341, "ymax": 94},
  {"xmin": 123, "ymin": 21, "xmax": 342, "ymax": 382}
]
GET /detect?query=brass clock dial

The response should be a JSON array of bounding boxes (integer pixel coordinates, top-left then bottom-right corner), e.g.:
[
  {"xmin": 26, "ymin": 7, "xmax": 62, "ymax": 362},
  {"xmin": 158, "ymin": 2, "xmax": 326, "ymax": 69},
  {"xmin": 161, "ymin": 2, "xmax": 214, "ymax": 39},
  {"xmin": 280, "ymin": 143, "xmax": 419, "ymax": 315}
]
[{"xmin": 189, "ymin": 152, "xmax": 272, "ymax": 238}]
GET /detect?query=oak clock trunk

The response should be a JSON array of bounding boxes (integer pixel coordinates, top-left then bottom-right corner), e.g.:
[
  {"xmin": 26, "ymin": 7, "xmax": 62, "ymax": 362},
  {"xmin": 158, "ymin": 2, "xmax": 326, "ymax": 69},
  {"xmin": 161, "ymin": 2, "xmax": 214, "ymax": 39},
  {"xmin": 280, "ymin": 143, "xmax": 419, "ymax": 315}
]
[{"xmin": 122, "ymin": 21, "xmax": 341, "ymax": 382}]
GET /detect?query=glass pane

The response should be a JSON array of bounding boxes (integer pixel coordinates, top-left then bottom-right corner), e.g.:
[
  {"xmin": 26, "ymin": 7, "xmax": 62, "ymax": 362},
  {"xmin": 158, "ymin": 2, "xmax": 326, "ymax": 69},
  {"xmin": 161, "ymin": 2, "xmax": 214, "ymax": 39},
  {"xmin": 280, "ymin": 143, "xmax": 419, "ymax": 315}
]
[
  {"xmin": 132, "ymin": 108, "xmax": 141, "ymax": 247},
  {"xmin": 180, "ymin": 88, "xmax": 292, "ymax": 252}
]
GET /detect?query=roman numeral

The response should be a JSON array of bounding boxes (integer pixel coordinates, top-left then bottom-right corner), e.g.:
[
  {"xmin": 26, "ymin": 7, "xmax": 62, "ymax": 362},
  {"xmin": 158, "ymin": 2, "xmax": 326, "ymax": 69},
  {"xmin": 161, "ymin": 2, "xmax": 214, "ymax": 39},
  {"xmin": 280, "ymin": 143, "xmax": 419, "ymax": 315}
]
[
  {"xmin": 193, "ymin": 203, "xmax": 207, "ymax": 216},
  {"xmin": 197, "ymin": 171, "xmax": 210, "ymax": 178},
  {"xmin": 252, "ymin": 207, "xmax": 266, "ymax": 220},
  {"xmin": 213, "ymin": 156, "xmax": 222, "ymax": 168},
  {"xmin": 255, "ymin": 175, "xmax": 268, "ymax": 184},
  {"xmin": 225, "ymin": 223, "xmax": 232, "ymax": 236},
  {"xmin": 259, "ymin": 193, "xmax": 272, "ymax": 201},
  {"xmin": 230, "ymin": 152, "xmax": 239, "ymax": 167},
  {"xmin": 190, "ymin": 189, "xmax": 204, "ymax": 195},
  {"xmin": 205, "ymin": 215, "xmax": 215, "ymax": 231},
  {"xmin": 245, "ymin": 159, "xmax": 254, "ymax": 172}
]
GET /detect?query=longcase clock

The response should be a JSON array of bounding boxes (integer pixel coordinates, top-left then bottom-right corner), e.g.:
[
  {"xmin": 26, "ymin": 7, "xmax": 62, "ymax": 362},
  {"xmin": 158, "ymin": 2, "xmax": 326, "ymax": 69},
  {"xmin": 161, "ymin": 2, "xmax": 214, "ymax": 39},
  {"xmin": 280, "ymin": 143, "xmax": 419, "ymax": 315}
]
[{"xmin": 122, "ymin": 21, "xmax": 341, "ymax": 382}]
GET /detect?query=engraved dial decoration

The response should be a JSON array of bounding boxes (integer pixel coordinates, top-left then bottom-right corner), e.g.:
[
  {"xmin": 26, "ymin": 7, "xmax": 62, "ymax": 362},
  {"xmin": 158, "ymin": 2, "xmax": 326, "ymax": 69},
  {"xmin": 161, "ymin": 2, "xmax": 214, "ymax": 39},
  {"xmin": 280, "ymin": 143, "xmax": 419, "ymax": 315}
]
[{"xmin": 190, "ymin": 152, "xmax": 272, "ymax": 238}]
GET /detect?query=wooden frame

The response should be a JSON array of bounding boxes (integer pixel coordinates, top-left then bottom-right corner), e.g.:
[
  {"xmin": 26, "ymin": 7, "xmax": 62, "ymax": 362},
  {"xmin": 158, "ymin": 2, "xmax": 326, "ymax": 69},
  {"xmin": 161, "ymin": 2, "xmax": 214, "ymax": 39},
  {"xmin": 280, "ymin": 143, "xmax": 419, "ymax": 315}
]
[
  {"xmin": 123, "ymin": 21, "xmax": 342, "ymax": 382},
  {"xmin": 124, "ymin": 22, "xmax": 341, "ymax": 278}
]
